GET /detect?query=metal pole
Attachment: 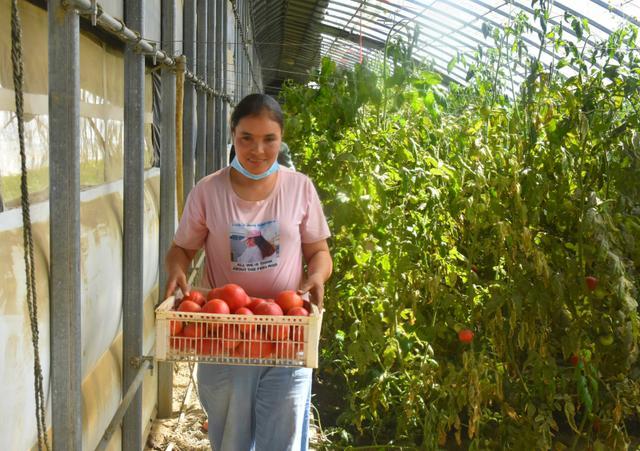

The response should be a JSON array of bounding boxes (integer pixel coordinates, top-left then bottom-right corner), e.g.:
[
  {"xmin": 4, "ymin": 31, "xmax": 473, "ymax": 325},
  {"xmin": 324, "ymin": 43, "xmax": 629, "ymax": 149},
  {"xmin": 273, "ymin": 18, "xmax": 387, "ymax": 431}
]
[
  {"xmin": 215, "ymin": 0, "xmax": 223, "ymax": 170},
  {"xmin": 222, "ymin": 0, "xmax": 229, "ymax": 164},
  {"xmin": 122, "ymin": 0, "xmax": 145, "ymax": 448},
  {"xmin": 48, "ymin": 0, "xmax": 82, "ymax": 449},
  {"xmin": 95, "ymin": 359, "xmax": 152, "ymax": 451},
  {"xmin": 183, "ymin": 0, "xmax": 196, "ymax": 196},
  {"xmin": 206, "ymin": 0, "xmax": 216, "ymax": 174},
  {"xmin": 239, "ymin": 0, "xmax": 245, "ymax": 97},
  {"xmin": 196, "ymin": 0, "xmax": 208, "ymax": 181},
  {"xmin": 157, "ymin": 0, "xmax": 177, "ymax": 419}
]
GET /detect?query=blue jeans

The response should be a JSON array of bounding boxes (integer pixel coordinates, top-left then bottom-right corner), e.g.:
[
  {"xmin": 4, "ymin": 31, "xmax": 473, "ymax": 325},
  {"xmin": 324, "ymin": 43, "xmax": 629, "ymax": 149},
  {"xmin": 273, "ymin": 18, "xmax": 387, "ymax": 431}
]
[{"xmin": 197, "ymin": 364, "xmax": 312, "ymax": 451}]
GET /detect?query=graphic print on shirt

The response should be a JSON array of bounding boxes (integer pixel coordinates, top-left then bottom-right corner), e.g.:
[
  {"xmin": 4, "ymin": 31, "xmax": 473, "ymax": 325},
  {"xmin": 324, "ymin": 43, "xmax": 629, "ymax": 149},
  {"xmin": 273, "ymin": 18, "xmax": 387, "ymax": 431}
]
[{"xmin": 230, "ymin": 220, "xmax": 279, "ymax": 272}]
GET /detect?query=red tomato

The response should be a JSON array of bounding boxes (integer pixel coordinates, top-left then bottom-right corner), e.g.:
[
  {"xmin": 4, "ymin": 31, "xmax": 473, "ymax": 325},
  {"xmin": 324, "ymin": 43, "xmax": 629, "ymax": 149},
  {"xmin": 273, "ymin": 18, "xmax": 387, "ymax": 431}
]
[
  {"xmin": 170, "ymin": 336, "xmax": 188, "ymax": 352},
  {"xmin": 178, "ymin": 300, "xmax": 202, "ymax": 313},
  {"xmin": 202, "ymin": 299, "xmax": 231, "ymax": 315},
  {"xmin": 569, "ymin": 354, "xmax": 580, "ymax": 367},
  {"xmin": 183, "ymin": 322, "xmax": 207, "ymax": 338},
  {"xmin": 276, "ymin": 341, "xmax": 301, "ymax": 360},
  {"xmin": 276, "ymin": 290, "xmax": 303, "ymax": 313},
  {"xmin": 247, "ymin": 298, "xmax": 267, "ymax": 313},
  {"xmin": 585, "ymin": 276, "xmax": 598, "ymax": 291},
  {"xmin": 254, "ymin": 301, "xmax": 284, "ymax": 316},
  {"xmin": 458, "ymin": 329, "xmax": 474, "ymax": 344},
  {"xmin": 220, "ymin": 326, "xmax": 241, "ymax": 350},
  {"xmin": 220, "ymin": 284, "xmax": 250, "ymax": 311},
  {"xmin": 183, "ymin": 291, "xmax": 206, "ymax": 306},
  {"xmin": 207, "ymin": 287, "xmax": 225, "ymax": 300},
  {"xmin": 234, "ymin": 307, "xmax": 256, "ymax": 336},
  {"xmin": 286, "ymin": 306, "xmax": 309, "ymax": 316},
  {"xmin": 198, "ymin": 338, "xmax": 222, "ymax": 356},
  {"xmin": 234, "ymin": 332, "xmax": 273, "ymax": 358},
  {"xmin": 290, "ymin": 324, "xmax": 305, "ymax": 343},
  {"xmin": 268, "ymin": 324, "xmax": 290, "ymax": 341},
  {"xmin": 169, "ymin": 320, "xmax": 183, "ymax": 336}
]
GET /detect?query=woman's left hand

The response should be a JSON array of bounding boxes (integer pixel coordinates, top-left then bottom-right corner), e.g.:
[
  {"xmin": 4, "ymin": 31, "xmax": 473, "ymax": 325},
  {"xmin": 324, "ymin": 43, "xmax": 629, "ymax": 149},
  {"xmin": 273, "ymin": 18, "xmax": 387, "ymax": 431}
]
[{"xmin": 297, "ymin": 273, "xmax": 325, "ymax": 311}]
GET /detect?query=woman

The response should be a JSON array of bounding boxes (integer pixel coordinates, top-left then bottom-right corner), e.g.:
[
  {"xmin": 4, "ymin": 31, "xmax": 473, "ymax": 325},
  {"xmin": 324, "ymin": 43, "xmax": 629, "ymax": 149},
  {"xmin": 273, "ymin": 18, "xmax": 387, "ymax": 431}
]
[{"xmin": 164, "ymin": 93, "xmax": 332, "ymax": 450}]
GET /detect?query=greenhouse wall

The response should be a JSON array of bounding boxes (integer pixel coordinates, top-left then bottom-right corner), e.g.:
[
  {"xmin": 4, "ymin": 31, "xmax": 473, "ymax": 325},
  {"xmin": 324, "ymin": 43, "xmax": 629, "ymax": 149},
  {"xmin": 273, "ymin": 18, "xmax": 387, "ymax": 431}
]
[{"xmin": 0, "ymin": 169, "xmax": 160, "ymax": 450}]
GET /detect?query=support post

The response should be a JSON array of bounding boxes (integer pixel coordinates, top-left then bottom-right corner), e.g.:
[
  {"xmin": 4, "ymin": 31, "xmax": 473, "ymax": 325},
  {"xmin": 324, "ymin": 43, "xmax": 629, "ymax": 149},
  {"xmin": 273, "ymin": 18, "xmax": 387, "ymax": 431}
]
[
  {"xmin": 183, "ymin": 0, "xmax": 196, "ymax": 196},
  {"xmin": 215, "ymin": 0, "xmax": 224, "ymax": 170},
  {"xmin": 122, "ymin": 0, "xmax": 145, "ymax": 448},
  {"xmin": 48, "ymin": 0, "xmax": 82, "ymax": 449},
  {"xmin": 206, "ymin": 0, "xmax": 216, "ymax": 174},
  {"xmin": 196, "ymin": 0, "xmax": 208, "ymax": 182},
  {"xmin": 157, "ymin": 0, "xmax": 177, "ymax": 419},
  {"xmin": 221, "ymin": 0, "xmax": 229, "ymax": 162}
]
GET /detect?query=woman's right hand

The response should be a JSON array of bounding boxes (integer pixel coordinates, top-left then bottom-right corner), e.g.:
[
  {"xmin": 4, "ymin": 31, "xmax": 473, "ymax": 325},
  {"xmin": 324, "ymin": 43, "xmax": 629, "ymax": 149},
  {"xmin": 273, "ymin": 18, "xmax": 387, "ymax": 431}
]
[
  {"xmin": 164, "ymin": 265, "xmax": 189, "ymax": 300},
  {"xmin": 164, "ymin": 243, "xmax": 198, "ymax": 299}
]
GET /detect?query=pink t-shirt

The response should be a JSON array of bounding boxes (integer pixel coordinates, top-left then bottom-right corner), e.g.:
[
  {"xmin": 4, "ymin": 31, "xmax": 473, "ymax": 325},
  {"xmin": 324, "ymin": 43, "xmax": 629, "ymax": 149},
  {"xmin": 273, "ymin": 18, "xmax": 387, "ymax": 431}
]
[{"xmin": 174, "ymin": 166, "xmax": 331, "ymax": 299}]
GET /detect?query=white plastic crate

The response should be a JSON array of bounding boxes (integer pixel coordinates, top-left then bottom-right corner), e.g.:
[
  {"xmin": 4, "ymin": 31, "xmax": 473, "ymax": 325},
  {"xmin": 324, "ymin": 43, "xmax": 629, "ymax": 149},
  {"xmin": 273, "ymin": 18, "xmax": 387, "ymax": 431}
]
[{"xmin": 155, "ymin": 294, "xmax": 323, "ymax": 368}]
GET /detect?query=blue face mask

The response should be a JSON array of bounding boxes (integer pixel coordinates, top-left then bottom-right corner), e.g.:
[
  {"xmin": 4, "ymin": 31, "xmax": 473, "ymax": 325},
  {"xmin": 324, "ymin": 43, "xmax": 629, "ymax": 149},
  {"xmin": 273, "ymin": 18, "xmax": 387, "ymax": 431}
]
[{"xmin": 230, "ymin": 156, "xmax": 280, "ymax": 180}]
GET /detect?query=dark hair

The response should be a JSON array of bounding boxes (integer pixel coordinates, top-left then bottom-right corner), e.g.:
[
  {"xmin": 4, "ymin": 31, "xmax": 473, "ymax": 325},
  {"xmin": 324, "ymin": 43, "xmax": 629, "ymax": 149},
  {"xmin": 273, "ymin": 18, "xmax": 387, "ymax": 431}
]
[
  {"xmin": 254, "ymin": 235, "xmax": 276, "ymax": 258},
  {"xmin": 230, "ymin": 94, "xmax": 284, "ymax": 132}
]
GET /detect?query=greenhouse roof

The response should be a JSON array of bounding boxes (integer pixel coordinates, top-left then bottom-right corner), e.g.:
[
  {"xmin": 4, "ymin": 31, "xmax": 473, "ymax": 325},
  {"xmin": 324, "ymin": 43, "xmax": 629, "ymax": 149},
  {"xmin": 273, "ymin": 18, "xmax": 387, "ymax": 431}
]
[{"xmin": 249, "ymin": 0, "xmax": 640, "ymax": 94}]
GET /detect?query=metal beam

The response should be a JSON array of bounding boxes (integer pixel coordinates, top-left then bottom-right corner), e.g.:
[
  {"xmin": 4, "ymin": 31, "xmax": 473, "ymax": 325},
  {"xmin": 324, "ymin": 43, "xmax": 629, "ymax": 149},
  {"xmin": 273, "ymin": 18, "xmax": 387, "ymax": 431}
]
[
  {"xmin": 157, "ymin": 0, "xmax": 177, "ymax": 419},
  {"xmin": 196, "ymin": 0, "xmax": 208, "ymax": 181},
  {"xmin": 222, "ymin": 0, "xmax": 229, "ymax": 162},
  {"xmin": 122, "ymin": 0, "xmax": 145, "ymax": 448},
  {"xmin": 183, "ymin": 0, "xmax": 196, "ymax": 195},
  {"xmin": 206, "ymin": 0, "xmax": 216, "ymax": 174},
  {"xmin": 48, "ymin": 0, "xmax": 82, "ymax": 449},
  {"xmin": 215, "ymin": 0, "xmax": 224, "ymax": 170}
]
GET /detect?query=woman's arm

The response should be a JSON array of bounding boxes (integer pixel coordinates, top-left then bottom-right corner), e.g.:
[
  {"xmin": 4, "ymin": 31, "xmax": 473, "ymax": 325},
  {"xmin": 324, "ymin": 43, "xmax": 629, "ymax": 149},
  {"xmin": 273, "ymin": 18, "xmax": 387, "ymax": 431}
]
[
  {"xmin": 164, "ymin": 242, "xmax": 199, "ymax": 299},
  {"xmin": 298, "ymin": 239, "xmax": 333, "ymax": 310}
]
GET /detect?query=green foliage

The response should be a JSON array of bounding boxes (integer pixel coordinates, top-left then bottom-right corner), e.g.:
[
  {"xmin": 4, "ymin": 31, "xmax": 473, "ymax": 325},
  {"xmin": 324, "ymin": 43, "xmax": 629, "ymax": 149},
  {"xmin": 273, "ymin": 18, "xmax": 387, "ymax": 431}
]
[{"xmin": 281, "ymin": 9, "xmax": 640, "ymax": 451}]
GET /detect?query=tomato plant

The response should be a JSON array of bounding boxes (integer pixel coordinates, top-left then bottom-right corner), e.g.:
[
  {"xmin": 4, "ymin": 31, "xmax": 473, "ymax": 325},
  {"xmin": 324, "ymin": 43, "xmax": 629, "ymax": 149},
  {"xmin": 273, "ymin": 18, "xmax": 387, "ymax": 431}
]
[{"xmin": 280, "ymin": 6, "xmax": 640, "ymax": 448}]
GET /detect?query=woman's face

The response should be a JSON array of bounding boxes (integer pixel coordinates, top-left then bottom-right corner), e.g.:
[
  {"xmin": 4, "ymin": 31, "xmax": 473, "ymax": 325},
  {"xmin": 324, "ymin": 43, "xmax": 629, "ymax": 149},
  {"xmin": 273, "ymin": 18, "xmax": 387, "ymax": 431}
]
[{"xmin": 232, "ymin": 111, "xmax": 282, "ymax": 175}]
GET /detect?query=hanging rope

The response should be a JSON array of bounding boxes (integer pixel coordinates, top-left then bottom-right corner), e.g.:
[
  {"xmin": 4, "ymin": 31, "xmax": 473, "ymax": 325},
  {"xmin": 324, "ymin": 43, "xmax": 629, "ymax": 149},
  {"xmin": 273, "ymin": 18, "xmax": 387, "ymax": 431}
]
[
  {"xmin": 175, "ymin": 55, "xmax": 186, "ymax": 219},
  {"xmin": 10, "ymin": 1, "xmax": 50, "ymax": 450}
]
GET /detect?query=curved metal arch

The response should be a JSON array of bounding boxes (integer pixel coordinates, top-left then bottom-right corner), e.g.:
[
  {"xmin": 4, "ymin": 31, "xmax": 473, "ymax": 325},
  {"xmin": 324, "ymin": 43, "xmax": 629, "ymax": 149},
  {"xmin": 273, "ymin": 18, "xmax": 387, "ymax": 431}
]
[{"xmin": 249, "ymin": 0, "xmax": 640, "ymax": 93}]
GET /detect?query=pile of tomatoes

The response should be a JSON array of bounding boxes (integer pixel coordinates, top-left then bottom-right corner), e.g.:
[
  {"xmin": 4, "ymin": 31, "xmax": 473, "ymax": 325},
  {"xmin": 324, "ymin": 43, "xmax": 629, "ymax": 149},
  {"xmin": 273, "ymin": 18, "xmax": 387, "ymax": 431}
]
[{"xmin": 168, "ymin": 284, "xmax": 311, "ymax": 359}]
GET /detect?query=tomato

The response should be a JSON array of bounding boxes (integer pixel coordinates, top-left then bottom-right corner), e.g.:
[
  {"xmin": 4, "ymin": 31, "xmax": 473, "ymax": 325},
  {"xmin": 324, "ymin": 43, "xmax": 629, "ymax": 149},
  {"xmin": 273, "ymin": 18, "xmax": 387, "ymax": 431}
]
[
  {"xmin": 276, "ymin": 290, "xmax": 303, "ymax": 313},
  {"xmin": 207, "ymin": 287, "xmax": 225, "ymax": 300},
  {"xmin": 268, "ymin": 324, "xmax": 290, "ymax": 341},
  {"xmin": 202, "ymin": 299, "xmax": 231, "ymax": 315},
  {"xmin": 169, "ymin": 320, "xmax": 183, "ymax": 336},
  {"xmin": 286, "ymin": 306, "xmax": 309, "ymax": 316},
  {"xmin": 247, "ymin": 298, "xmax": 267, "ymax": 313},
  {"xmin": 182, "ymin": 322, "xmax": 207, "ymax": 338},
  {"xmin": 234, "ymin": 332, "xmax": 273, "ymax": 358},
  {"xmin": 234, "ymin": 307, "xmax": 256, "ymax": 336},
  {"xmin": 290, "ymin": 324, "xmax": 305, "ymax": 343},
  {"xmin": 219, "ymin": 284, "xmax": 250, "ymax": 311},
  {"xmin": 197, "ymin": 338, "xmax": 216, "ymax": 355},
  {"xmin": 202, "ymin": 420, "xmax": 209, "ymax": 432},
  {"xmin": 254, "ymin": 301, "xmax": 284, "ymax": 316},
  {"xmin": 458, "ymin": 329, "xmax": 474, "ymax": 344},
  {"xmin": 585, "ymin": 276, "xmax": 598, "ymax": 291},
  {"xmin": 276, "ymin": 340, "xmax": 301, "ymax": 360},
  {"xmin": 183, "ymin": 291, "xmax": 206, "ymax": 306},
  {"xmin": 569, "ymin": 354, "xmax": 580, "ymax": 367},
  {"xmin": 170, "ymin": 336, "xmax": 189, "ymax": 352},
  {"xmin": 220, "ymin": 326, "xmax": 241, "ymax": 350},
  {"xmin": 177, "ymin": 300, "xmax": 202, "ymax": 313}
]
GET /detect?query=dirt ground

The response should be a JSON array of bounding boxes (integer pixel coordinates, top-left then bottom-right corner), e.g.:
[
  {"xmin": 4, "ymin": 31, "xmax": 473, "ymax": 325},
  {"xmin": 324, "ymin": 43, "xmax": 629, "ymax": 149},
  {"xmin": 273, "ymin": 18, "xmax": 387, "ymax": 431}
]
[
  {"xmin": 145, "ymin": 362, "xmax": 210, "ymax": 451},
  {"xmin": 144, "ymin": 362, "xmax": 323, "ymax": 451}
]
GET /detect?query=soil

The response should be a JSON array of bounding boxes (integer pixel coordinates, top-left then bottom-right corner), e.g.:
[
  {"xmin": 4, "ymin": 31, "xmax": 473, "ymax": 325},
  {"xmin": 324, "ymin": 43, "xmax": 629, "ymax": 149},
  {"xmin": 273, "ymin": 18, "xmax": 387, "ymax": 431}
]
[{"xmin": 145, "ymin": 362, "xmax": 210, "ymax": 451}]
